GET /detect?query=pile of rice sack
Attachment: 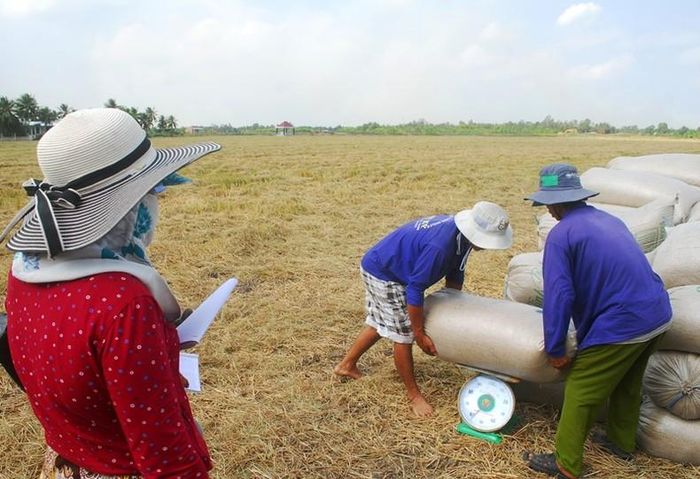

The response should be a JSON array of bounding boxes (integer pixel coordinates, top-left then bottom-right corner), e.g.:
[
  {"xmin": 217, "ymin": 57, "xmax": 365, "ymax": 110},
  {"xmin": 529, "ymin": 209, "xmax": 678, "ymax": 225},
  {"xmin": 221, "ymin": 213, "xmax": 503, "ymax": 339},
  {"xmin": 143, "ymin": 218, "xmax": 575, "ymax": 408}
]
[{"xmin": 502, "ymin": 153, "xmax": 700, "ymax": 465}]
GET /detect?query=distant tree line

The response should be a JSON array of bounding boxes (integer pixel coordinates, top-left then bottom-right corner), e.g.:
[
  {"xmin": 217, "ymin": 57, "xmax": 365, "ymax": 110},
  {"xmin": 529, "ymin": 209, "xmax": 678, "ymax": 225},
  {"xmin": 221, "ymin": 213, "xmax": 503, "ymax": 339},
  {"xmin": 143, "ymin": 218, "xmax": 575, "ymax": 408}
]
[
  {"xmin": 0, "ymin": 93, "xmax": 181, "ymax": 137},
  {"xmin": 2, "ymin": 94, "xmax": 697, "ymax": 138},
  {"xmin": 189, "ymin": 116, "xmax": 700, "ymax": 138},
  {"xmin": 103, "ymin": 98, "xmax": 181, "ymax": 136}
]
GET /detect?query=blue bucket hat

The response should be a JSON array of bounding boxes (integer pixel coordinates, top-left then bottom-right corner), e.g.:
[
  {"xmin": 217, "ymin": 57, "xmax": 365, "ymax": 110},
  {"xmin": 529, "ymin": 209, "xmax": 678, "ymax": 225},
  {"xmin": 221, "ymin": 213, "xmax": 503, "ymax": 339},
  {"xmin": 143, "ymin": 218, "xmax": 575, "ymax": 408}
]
[{"xmin": 525, "ymin": 163, "xmax": 599, "ymax": 206}]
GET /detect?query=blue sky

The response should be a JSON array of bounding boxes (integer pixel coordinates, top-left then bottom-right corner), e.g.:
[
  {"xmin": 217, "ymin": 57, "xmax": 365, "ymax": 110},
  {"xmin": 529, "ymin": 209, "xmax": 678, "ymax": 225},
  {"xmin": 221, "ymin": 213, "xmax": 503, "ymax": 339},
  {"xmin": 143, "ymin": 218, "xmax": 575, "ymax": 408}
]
[{"xmin": 1, "ymin": 0, "xmax": 699, "ymax": 127}]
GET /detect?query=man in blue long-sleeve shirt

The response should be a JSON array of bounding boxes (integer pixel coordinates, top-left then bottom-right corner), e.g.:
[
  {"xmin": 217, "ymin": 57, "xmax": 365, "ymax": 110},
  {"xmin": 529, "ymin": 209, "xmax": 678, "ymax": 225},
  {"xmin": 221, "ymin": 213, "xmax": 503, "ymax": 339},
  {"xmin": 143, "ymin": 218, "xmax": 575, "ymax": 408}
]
[
  {"xmin": 524, "ymin": 164, "xmax": 672, "ymax": 479},
  {"xmin": 334, "ymin": 202, "xmax": 513, "ymax": 417}
]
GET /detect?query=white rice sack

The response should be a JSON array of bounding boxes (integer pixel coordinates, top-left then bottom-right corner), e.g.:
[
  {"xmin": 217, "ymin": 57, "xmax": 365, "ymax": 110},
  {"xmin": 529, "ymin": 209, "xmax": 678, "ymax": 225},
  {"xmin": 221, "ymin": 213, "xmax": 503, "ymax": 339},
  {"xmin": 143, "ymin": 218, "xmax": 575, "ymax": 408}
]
[
  {"xmin": 643, "ymin": 351, "xmax": 700, "ymax": 420},
  {"xmin": 580, "ymin": 167, "xmax": 700, "ymax": 224},
  {"xmin": 652, "ymin": 223, "xmax": 700, "ymax": 288},
  {"xmin": 688, "ymin": 202, "xmax": 700, "ymax": 223},
  {"xmin": 503, "ymin": 252, "xmax": 543, "ymax": 307},
  {"xmin": 536, "ymin": 214, "xmax": 558, "ymax": 250},
  {"xmin": 536, "ymin": 199, "xmax": 672, "ymax": 253},
  {"xmin": 608, "ymin": 153, "xmax": 700, "ymax": 187},
  {"xmin": 645, "ymin": 249, "xmax": 657, "ymax": 265},
  {"xmin": 659, "ymin": 286, "xmax": 700, "ymax": 354},
  {"xmin": 424, "ymin": 289, "xmax": 576, "ymax": 383},
  {"xmin": 637, "ymin": 397, "xmax": 700, "ymax": 465}
]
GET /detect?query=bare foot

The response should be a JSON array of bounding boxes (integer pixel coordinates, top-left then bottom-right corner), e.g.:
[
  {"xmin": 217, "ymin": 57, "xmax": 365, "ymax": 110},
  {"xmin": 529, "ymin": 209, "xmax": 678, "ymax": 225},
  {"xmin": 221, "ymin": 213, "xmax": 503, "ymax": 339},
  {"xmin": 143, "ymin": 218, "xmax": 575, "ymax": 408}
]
[
  {"xmin": 333, "ymin": 363, "xmax": 362, "ymax": 380},
  {"xmin": 410, "ymin": 395, "xmax": 433, "ymax": 417}
]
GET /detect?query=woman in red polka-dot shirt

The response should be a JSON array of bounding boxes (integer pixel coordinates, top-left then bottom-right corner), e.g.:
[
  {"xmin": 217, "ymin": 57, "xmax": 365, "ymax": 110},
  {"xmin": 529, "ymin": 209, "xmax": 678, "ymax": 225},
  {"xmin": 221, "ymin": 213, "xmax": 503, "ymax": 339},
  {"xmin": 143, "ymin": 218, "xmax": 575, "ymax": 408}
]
[{"xmin": 2, "ymin": 109, "xmax": 219, "ymax": 478}]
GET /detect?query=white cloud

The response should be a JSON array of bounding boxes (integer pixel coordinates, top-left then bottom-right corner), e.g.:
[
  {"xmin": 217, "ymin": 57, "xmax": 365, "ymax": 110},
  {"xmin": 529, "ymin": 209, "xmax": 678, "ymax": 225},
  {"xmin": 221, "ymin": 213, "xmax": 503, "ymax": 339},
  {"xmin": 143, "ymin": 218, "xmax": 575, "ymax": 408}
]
[
  {"xmin": 557, "ymin": 3, "xmax": 601, "ymax": 26},
  {"xmin": 567, "ymin": 56, "xmax": 633, "ymax": 80},
  {"xmin": 679, "ymin": 46, "xmax": 700, "ymax": 65},
  {"xmin": 480, "ymin": 22, "xmax": 508, "ymax": 42},
  {"xmin": 0, "ymin": 0, "xmax": 56, "ymax": 16}
]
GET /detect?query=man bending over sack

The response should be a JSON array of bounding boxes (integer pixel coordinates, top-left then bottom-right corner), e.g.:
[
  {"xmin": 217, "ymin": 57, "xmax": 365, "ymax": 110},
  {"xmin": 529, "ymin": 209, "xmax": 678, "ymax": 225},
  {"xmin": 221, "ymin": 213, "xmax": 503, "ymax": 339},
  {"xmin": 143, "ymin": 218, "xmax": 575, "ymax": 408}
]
[
  {"xmin": 523, "ymin": 164, "xmax": 672, "ymax": 479},
  {"xmin": 334, "ymin": 202, "xmax": 512, "ymax": 417}
]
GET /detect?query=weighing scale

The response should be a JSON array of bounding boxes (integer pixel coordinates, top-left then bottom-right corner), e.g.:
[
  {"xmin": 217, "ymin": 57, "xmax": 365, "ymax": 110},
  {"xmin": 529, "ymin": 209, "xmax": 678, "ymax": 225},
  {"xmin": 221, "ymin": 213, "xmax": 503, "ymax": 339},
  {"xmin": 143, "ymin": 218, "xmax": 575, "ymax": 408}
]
[{"xmin": 455, "ymin": 366, "xmax": 519, "ymax": 444}]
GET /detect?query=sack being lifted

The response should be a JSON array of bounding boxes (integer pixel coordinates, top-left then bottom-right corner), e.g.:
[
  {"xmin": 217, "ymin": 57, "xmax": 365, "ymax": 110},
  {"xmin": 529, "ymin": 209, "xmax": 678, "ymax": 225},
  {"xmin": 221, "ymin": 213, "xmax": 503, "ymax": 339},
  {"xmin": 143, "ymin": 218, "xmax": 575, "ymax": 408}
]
[
  {"xmin": 580, "ymin": 167, "xmax": 700, "ymax": 224},
  {"xmin": 424, "ymin": 289, "xmax": 575, "ymax": 383},
  {"xmin": 608, "ymin": 153, "xmax": 700, "ymax": 188}
]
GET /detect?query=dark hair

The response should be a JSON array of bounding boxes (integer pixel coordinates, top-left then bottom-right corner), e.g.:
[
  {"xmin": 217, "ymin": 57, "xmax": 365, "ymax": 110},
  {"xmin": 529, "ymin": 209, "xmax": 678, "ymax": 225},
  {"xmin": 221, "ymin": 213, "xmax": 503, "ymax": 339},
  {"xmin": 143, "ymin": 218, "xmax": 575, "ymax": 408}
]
[{"xmin": 557, "ymin": 200, "xmax": 586, "ymax": 210}]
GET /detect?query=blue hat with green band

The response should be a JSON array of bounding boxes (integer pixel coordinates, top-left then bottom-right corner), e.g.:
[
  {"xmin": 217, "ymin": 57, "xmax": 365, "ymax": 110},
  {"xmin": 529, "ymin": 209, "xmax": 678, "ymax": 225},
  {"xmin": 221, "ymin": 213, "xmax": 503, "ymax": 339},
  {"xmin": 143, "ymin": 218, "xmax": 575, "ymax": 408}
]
[{"xmin": 525, "ymin": 163, "xmax": 598, "ymax": 206}]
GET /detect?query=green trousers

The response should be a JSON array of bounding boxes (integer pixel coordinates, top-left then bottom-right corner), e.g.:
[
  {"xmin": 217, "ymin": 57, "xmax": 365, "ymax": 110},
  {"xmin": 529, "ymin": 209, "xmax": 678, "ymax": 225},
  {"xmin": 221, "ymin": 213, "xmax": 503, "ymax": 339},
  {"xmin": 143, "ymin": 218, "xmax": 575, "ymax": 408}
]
[{"xmin": 555, "ymin": 335, "xmax": 663, "ymax": 477}]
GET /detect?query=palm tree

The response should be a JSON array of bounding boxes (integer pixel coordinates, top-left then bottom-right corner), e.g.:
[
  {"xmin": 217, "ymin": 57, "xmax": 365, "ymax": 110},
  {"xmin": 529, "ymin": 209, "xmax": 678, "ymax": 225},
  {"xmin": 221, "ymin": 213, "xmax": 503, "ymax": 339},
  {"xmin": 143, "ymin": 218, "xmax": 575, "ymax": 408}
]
[
  {"xmin": 37, "ymin": 107, "xmax": 58, "ymax": 126},
  {"xmin": 104, "ymin": 98, "xmax": 119, "ymax": 109},
  {"xmin": 157, "ymin": 115, "xmax": 168, "ymax": 130},
  {"xmin": 143, "ymin": 107, "xmax": 157, "ymax": 131},
  {"xmin": 57, "ymin": 104, "xmax": 74, "ymax": 119},
  {"xmin": 0, "ymin": 96, "xmax": 23, "ymax": 136},
  {"xmin": 166, "ymin": 115, "xmax": 178, "ymax": 130},
  {"xmin": 14, "ymin": 93, "xmax": 39, "ymax": 123}
]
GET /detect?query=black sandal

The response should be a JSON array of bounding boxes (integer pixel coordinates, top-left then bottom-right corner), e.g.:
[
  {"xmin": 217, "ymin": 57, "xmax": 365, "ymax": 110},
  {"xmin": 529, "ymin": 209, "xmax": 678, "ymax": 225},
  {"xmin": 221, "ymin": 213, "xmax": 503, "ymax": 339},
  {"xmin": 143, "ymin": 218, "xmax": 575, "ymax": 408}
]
[
  {"xmin": 590, "ymin": 431, "xmax": 634, "ymax": 461},
  {"xmin": 523, "ymin": 452, "xmax": 575, "ymax": 479}
]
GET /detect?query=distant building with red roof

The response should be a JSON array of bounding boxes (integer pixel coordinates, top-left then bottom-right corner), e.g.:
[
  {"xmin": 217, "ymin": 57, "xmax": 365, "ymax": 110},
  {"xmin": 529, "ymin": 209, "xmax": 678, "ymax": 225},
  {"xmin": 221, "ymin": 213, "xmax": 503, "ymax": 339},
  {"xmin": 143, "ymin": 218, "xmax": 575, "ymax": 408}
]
[{"xmin": 275, "ymin": 121, "xmax": 295, "ymax": 136}]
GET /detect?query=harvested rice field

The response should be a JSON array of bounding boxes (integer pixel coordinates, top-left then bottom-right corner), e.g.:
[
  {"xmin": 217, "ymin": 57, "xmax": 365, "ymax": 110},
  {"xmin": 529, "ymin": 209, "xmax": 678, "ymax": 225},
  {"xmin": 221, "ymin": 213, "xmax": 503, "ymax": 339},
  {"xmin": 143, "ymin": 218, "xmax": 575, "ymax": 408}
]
[{"xmin": 1, "ymin": 135, "xmax": 699, "ymax": 478}]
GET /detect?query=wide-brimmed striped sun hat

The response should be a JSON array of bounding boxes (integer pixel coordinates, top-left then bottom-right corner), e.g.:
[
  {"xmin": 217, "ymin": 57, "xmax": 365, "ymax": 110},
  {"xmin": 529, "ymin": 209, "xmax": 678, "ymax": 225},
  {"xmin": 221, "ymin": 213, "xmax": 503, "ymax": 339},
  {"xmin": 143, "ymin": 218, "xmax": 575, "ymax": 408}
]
[{"xmin": 0, "ymin": 108, "xmax": 220, "ymax": 257}]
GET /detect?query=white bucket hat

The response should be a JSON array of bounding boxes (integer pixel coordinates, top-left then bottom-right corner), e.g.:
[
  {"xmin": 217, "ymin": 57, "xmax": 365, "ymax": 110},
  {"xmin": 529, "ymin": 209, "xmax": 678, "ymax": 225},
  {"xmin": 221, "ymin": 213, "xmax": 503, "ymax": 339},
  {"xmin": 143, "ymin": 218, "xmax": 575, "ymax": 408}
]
[
  {"xmin": 454, "ymin": 201, "xmax": 513, "ymax": 250},
  {"xmin": 0, "ymin": 108, "xmax": 220, "ymax": 257}
]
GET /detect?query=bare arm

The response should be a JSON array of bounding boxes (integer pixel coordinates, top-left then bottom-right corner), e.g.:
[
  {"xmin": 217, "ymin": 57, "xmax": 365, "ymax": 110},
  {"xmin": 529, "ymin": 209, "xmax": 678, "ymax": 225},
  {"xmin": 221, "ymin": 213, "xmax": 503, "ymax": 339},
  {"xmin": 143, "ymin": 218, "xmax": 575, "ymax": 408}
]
[{"xmin": 408, "ymin": 304, "xmax": 437, "ymax": 356}]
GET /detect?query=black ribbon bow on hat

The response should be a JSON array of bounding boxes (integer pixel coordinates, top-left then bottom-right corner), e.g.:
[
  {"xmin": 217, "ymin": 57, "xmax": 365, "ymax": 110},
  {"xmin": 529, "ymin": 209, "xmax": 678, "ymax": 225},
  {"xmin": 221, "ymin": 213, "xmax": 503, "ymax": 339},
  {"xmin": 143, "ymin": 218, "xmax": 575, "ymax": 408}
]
[{"xmin": 22, "ymin": 179, "xmax": 83, "ymax": 258}]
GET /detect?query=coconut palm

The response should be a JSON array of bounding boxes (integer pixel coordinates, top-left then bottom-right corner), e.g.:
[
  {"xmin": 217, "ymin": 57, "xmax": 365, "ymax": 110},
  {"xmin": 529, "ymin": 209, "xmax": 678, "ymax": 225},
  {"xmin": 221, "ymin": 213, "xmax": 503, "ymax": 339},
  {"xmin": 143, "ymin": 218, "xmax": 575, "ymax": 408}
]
[
  {"xmin": 0, "ymin": 96, "xmax": 24, "ymax": 136},
  {"xmin": 57, "ymin": 104, "xmax": 74, "ymax": 118},
  {"xmin": 14, "ymin": 93, "xmax": 39, "ymax": 123},
  {"xmin": 166, "ymin": 115, "xmax": 178, "ymax": 129},
  {"xmin": 143, "ymin": 107, "xmax": 157, "ymax": 131},
  {"xmin": 104, "ymin": 98, "xmax": 119, "ymax": 109},
  {"xmin": 37, "ymin": 107, "xmax": 58, "ymax": 126}
]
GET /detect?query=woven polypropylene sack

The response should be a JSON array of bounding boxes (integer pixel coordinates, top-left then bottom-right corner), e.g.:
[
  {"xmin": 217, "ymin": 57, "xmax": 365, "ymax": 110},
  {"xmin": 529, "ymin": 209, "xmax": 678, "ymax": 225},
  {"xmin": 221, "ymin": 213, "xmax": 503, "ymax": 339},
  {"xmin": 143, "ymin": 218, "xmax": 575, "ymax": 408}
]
[
  {"xmin": 652, "ymin": 223, "xmax": 700, "ymax": 288},
  {"xmin": 536, "ymin": 199, "xmax": 671, "ymax": 253},
  {"xmin": 608, "ymin": 154, "xmax": 700, "ymax": 187},
  {"xmin": 659, "ymin": 286, "xmax": 700, "ymax": 354},
  {"xmin": 580, "ymin": 167, "xmax": 700, "ymax": 224},
  {"xmin": 503, "ymin": 252, "xmax": 543, "ymax": 307},
  {"xmin": 643, "ymin": 351, "xmax": 700, "ymax": 420},
  {"xmin": 424, "ymin": 289, "xmax": 576, "ymax": 383},
  {"xmin": 637, "ymin": 396, "xmax": 700, "ymax": 465},
  {"xmin": 688, "ymin": 202, "xmax": 700, "ymax": 222}
]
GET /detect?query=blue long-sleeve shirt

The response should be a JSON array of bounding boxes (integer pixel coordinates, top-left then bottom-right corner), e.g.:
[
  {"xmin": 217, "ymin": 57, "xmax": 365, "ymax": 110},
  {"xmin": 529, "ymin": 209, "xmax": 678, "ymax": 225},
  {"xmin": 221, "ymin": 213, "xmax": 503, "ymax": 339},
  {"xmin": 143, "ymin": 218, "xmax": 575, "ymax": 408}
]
[
  {"xmin": 542, "ymin": 204, "xmax": 672, "ymax": 357},
  {"xmin": 361, "ymin": 215, "xmax": 470, "ymax": 306}
]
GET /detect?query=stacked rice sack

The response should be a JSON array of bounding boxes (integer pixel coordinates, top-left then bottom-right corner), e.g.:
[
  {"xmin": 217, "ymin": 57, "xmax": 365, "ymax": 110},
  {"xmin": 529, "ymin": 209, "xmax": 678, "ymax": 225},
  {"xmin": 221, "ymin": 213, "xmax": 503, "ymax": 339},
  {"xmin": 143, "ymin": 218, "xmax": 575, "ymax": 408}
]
[
  {"xmin": 598, "ymin": 154, "xmax": 700, "ymax": 464},
  {"xmin": 504, "ymin": 153, "xmax": 700, "ymax": 464},
  {"xmin": 637, "ymin": 287, "xmax": 700, "ymax": 465}
]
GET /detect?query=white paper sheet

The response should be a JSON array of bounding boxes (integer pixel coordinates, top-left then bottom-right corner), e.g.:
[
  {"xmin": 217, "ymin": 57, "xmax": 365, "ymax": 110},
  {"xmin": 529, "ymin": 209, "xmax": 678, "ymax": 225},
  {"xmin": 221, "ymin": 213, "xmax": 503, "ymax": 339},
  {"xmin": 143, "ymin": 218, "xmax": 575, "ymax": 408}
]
[
  {"xmin": 177, "ymin": 277, "xmax": 238, "ymax": 347},
  {"xmin": 179, "ymin": 352, "xmax": 201, "ymax": 392}
]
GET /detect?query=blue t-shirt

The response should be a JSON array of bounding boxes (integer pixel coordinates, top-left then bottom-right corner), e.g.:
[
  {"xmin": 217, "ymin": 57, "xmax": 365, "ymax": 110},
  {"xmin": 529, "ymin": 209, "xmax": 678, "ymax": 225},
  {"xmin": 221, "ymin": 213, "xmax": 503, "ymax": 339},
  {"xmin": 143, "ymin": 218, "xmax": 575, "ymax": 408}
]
[
  {"xmin": 542, "ymin": 204, "xmax": 672, "ymax": 356},
  {"xmin": 361, "ymin": 215, "xmax": 470, "ymax": 306}
]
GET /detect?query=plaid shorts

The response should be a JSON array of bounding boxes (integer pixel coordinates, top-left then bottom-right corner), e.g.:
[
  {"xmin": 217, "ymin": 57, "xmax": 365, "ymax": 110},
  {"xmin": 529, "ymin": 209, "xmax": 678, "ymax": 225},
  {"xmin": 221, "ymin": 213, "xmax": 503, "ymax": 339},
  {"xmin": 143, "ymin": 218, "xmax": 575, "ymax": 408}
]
[{"xmin": 360, "ymin": 267, "xmax": 413, "ymax": 344}]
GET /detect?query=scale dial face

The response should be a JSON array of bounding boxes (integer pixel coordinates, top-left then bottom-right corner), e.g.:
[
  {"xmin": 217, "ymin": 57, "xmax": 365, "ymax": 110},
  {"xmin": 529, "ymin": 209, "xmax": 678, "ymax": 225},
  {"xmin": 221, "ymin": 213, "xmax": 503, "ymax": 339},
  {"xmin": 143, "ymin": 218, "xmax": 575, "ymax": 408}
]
[{"xmin": 458, "ymin": 375, "xmax": 515, "ymax": 432}]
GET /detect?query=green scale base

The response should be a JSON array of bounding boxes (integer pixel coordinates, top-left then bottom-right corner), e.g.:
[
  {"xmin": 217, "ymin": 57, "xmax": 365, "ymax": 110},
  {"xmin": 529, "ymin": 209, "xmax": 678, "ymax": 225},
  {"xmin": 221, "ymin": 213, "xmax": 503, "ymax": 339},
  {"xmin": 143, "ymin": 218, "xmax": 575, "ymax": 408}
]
[{"xmin": 455, "ymin": 415, "xmax": 520, "ymax": 445}]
